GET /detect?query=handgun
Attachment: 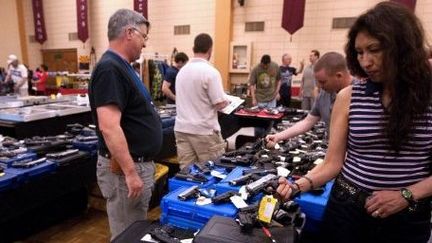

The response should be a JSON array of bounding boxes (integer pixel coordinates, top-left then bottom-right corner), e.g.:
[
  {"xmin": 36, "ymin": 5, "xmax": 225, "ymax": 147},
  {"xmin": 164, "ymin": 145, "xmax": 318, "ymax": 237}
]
[
  {"xmin": 76, "ymin": 135, "xmax": 98, "ymax": 141},
  {"xmin": 246, "ymin": 174, "xmax": 279, "ymax": 195},
  {"xmin": 194, "ymin": 162, "xmax": 211, "ymax": 174},
  {"xmin": 11, "ymin": 157, "xmax": 47, "ymax": 168},
  {"xmin": 149, "ymin": 227, "xmax": 181, "ymax": 243},
  {"xmin": 174, "ymin": 172, "xmax": 208, "ymax": 183},
  {"xmin": 178, "ymin": 185, "xmax": 200, "ymax": 201},
  {"xmin": 229, "ymin": 173, "xmax": 260, "ymax": 186},
  {"xmin": 212, "ymin": 190, "xmax": 239, "ymax": 204},
  {"xmin": 46, "ymin": 149, "xmax": 79, "ymax": 159},
  {"xmin": 242, "ymin": 168, "xmax": 277, "ymax": 176}
]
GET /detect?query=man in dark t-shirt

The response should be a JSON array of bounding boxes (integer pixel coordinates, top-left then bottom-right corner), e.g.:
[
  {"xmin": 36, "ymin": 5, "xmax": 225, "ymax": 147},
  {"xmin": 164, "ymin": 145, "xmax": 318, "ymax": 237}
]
[
  {"xmin": 278, "ymin": 53, "xmax": 304, "ymax": 107},
  {"xmin": 88, "ymin": 9, "xmax": 162, "ymax": 240},
  {"xmin": 161, "ymin": 52, "xmax": 188, "ymax": 104}
]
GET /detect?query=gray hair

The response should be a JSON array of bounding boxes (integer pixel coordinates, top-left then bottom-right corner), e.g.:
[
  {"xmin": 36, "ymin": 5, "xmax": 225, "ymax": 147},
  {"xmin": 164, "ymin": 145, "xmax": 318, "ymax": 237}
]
[{"xmin": 107, "ymin": 9, "xmax": 150, "ymax": 41}]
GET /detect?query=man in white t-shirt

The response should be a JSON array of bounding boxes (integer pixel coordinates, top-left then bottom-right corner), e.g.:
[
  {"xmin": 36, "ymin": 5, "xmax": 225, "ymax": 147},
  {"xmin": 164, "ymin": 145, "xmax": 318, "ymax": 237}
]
[
  {"xmin": 174, "ymin": 33, "xmax": 229, "ymax": 169},
  {"xmin": 5, "ymin": 54, "xmax": 28, "ymax": 96}
]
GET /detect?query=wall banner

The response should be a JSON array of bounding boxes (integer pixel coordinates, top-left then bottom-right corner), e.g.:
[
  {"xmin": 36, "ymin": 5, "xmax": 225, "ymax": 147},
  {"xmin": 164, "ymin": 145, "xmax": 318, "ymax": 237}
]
[
  {"xmin": 32, "ymin": 0, "xmax": 47, "ymax": 44},
  {"xmin": 134, "ymin": 0, "xmax": 148, "ymax": 19},
  {"xmin": 76, "ymin": 0, "xmax": 89, "ymax": 43}
]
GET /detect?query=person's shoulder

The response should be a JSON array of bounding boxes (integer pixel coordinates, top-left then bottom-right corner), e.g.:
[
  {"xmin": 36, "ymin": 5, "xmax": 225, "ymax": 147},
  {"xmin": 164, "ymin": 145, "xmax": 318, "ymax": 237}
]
[
  {"xmin": 336, "ymin": 85, "xmax": 353, "ymax": 102},
  {"xmin": 18, "ymin": 64, "xmax": 27, "ymax": 70}
]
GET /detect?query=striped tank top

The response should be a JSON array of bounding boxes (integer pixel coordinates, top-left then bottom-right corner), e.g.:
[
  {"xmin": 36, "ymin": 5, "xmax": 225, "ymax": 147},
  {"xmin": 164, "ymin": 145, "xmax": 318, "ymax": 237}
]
[{"xmin": 341, "ymin": 80, "xmax": 432, "ymax": 191}]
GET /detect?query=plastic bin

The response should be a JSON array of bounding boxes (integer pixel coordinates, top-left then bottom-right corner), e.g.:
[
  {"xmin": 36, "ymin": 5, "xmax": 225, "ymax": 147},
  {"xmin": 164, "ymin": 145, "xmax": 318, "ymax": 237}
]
[
  {"xmin": 160, "ymin": 186, "xmax": 239, "ymax": 230},
  {"xmin": 168, "ymin": 165, "xmax": 225, "ymax": 192},
  {"xmin": 295, "ymin": 180, "xmax": 334, "ymax": 232},
  {"xmin": 0, "ymin": 171, "xmax": 18, "ymax": 192}
]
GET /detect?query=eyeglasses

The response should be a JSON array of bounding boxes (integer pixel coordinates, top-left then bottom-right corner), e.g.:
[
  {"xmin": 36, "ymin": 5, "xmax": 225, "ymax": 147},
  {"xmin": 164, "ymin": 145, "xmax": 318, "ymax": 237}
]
[{"xmin": 131, "ymin": 27, "xmax": 149, "ymax": 41}]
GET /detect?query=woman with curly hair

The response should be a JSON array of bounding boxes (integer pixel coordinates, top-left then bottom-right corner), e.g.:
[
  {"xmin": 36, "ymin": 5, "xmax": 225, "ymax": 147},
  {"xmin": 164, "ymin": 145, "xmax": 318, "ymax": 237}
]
[{"xmin": 276, "ymin": 2, "xmax": 432, "ymax": 242}]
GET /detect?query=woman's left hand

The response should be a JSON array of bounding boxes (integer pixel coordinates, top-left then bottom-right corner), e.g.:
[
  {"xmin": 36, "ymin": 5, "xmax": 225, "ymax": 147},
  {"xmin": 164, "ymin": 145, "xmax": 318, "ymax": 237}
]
[{"xmin": 365, "ymin": 190, "xmax": 409, "ymax": 218}]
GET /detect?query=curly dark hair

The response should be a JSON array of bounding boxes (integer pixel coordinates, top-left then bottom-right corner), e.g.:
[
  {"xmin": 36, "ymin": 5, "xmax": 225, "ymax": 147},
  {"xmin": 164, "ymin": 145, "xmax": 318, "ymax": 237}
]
[{"xmin": 345, "ymin": 2, "xmax": 432, "ymax": 151}]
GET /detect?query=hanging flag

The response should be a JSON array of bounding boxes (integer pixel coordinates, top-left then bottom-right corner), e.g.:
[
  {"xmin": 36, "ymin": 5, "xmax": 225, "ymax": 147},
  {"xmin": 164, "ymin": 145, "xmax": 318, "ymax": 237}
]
[
  {"xmin": 390, "ymin": 0, "xmax": 416, "ymax": 11},
  {"xmin": 76, "ymin": 0, "xmax": 88, "ymax": 43},
  {"xmin": 32, "ymin": 0, "xmax": 47, "ymax": 44},
  {"xmin": 134, "ymin": 0, "xmax": 148, "ymax": 19},
  {"xmin": 281, "ymin": 0, "xmax": 306, "ymax": 35}
]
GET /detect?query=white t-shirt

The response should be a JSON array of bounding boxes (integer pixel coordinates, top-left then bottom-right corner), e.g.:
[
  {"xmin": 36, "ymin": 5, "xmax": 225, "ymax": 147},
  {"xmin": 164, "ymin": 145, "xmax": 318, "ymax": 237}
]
[
  {"xmin": 174, "ymin": 57, "xmax": 227, "ymax": 135},
  {"xmin": 8, "ymin": 64, "xmax": 28, "ymax": 90}
]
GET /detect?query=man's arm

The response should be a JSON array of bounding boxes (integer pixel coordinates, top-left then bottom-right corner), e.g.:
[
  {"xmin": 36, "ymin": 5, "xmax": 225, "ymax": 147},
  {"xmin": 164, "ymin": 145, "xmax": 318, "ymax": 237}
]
[
  {"xmin": 161, "ymin": 80, "xmax": 176, "ymax": 101},
  {"xmin": 97, "ymin": 105, "xmax": 143, "ymax": 198},
  {"xmin": 250, "ymin": 84, "xmax": 257, "ymax": 106},
  {"xmin": 274, "ymin": 79, "xmax": 281, "ymax": 100},
  {"xmin": 266, "ymin": 113, "xmax": 320, "ymax": 147},
  {"xmin": 215, "ymin": 100, "xmax": 229, "ymax": 110},
  {"xmin": 296, "ymin": 60, "xmax": 305, "ymax": 75}
]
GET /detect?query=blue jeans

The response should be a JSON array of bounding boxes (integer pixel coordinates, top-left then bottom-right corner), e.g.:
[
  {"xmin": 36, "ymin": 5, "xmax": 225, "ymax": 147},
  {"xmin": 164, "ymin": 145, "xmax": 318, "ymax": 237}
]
[
  {"xmin": 257, "ymin": 99, "xmax": 277, "ymax": 108},
  {"xmin": 321, "ymin": 183, "xmax": 431, "ymax": 243}
]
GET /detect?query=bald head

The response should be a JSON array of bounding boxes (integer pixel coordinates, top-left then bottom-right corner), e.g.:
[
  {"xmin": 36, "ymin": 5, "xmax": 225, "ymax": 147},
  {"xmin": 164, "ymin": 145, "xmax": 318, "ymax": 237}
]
[{"xmin": 281, "ymin": 53, "xmax": 292, "ymax": 66}]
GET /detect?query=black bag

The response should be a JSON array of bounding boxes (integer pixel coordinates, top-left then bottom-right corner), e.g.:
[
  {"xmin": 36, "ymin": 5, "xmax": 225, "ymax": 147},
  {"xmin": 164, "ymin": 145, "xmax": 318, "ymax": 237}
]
[{"xmin": 193, "ymin": 215, "xmax": 298, "ymax": 243}]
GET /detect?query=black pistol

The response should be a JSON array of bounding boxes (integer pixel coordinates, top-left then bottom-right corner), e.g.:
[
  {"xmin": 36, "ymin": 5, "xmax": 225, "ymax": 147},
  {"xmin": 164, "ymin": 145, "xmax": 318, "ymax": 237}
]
[{"xmin": 212, "ymin": 190, "xmax": 239, "ymax": 204}]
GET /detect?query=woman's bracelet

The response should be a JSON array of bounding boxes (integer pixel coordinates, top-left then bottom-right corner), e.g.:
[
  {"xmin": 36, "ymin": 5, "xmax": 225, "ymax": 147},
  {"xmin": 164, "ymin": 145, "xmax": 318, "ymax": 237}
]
[
  {"xmin": 291, "ymin": 182, "xmax": 301, "ymax": 191},
  {"xmin": 302, "ymin": 175, "xmax": 314, "ymax": 190}
]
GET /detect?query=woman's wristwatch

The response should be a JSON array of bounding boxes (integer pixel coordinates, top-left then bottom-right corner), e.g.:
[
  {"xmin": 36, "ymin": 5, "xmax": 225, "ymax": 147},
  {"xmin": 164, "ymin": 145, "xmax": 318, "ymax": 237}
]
[{"xmin": 400, "ymin": 188, "xmax": 418, "ymax": 211}]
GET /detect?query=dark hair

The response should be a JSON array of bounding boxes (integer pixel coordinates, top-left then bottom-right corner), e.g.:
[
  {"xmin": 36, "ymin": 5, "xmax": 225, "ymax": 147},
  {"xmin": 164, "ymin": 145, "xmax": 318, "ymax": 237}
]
[
  {"xmin": 314, "ymin": 52, "xmax": 347, "ymax": 75},
  {"xmin": 174, "ymin": 52, "xmax": 189, "ymax": 63},
  {"xmin": 311, "ymin": 50, "xmax": 320, "ymax": 58},
  {"xmin": 193, "ymin": 33, "xmax": 213, "ymax": 53},
  {"xmin": 260, "ymin": 55, "xmax": 271, "ymax": 65},
  {"xmin": 40, "ymin": 64, "xmax": 48, "ymax": 71},
  {"xmin": 345, "ymin": 1, "xmax": 432, "ymax": 151}
]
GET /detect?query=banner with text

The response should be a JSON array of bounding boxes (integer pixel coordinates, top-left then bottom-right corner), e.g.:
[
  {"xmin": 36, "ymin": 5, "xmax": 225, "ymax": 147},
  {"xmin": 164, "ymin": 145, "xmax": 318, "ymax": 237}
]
[
  {"xmin": 32, "ymin": 0, "xmax": 47, "ymax": 44},
  {"xmin": 134, "ymin": 0, "xmax": 148, "ymax": 19},
  {"xmin": 76, "ymin": 0, "xmax": 88, "ymax": 42}
]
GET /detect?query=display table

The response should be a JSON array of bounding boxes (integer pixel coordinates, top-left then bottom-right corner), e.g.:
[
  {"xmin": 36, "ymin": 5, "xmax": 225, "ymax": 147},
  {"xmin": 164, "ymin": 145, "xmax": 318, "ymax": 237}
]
[
  {"xmin": 0, "ymin": 111, "xmax": 92, "ymax": 139},
  {"xmin": 0, "ymin": 154, "xmax": 97, "ymax": 242},
  {"xmin": 58, "ymin": 88, "xmax": 88, "ymax": 95}
]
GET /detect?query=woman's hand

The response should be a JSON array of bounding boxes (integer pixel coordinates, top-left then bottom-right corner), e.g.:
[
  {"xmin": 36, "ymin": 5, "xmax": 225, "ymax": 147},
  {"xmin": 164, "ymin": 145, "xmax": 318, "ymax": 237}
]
[
  {"xmin": 365, "ymin": 190, "xmax": 409, "ymax": 218},
  {"xmin": 276, "ymin": 177, "xmax": 295, "ymax": 202}
]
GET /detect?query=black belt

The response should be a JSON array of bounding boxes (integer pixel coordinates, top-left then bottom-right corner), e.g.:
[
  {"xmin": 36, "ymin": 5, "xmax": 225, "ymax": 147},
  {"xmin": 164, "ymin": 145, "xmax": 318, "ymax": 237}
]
[
  {"xmin": 333, "ymin": 176, "xmax": 431, "ymax": 213},
  {"xmin": 99, "ymin": 150, "xmax": 150, "ymax": 163},
  {"xmin": 333, "ymin": 176, "xmax": 371, "ymax": 209}
]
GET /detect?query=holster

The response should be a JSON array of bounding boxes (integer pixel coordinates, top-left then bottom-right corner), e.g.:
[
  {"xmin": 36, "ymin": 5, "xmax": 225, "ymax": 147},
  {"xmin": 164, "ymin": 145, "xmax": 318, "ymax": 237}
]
[{"xmin": 110, "ymin": 158, "xmax": 123, "ymax": 175}]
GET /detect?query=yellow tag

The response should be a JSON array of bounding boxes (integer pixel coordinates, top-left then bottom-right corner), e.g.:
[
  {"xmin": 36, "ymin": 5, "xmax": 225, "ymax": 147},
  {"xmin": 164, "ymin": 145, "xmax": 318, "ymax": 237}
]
[{"xmin": 258, "ymin": 195, "xmax": 278, "ymax": 224}]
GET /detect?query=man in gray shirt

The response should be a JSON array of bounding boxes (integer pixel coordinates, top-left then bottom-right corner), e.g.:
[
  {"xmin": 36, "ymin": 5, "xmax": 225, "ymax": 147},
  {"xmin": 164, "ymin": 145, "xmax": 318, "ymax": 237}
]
[
  {"xmin": 301, "ymin": 50, "xmax": 320, "ymax": 110},
  {"xmin": 266, "ymin": 52, "xmax": 352, "ymax": 147}
]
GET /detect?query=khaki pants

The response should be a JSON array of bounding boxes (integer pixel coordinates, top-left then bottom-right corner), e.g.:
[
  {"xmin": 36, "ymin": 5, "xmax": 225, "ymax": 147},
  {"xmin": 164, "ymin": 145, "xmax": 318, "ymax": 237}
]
[
  {"xmin": 175, "ymin": 131, "xmax": 226, "ymax": 169},
  {"xmin": 96, "ymin": 155, "xmax": 155, "ymax": 240}
]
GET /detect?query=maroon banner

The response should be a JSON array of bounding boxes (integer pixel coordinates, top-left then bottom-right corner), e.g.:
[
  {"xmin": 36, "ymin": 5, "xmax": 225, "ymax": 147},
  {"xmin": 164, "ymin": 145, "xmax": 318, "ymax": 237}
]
[
  {"xmin": 134, "ymin": 0, "xmax": 148, "ymax": 19},
  {"xmin": 32, "ymin": 0, "xmax": 47, "ymax": 44},
  {"xmin": 390, "ymin": 0, "xmax": 417, "ymax": 11},
  {"xmin": 281, "ymin": 0, "xmax": 306, "ymax": 35},
  {"xmin": 76, "ymin": 0, "xmax": 88, "ymax": 43}
]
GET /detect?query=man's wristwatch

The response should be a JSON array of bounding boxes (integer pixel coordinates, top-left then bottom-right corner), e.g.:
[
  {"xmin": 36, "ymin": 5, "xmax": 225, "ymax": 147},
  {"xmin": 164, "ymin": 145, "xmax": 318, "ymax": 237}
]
[{"xmin": 400, "ymin": 188, "xmax": 417, "ymax": 211}]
